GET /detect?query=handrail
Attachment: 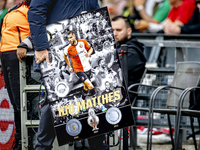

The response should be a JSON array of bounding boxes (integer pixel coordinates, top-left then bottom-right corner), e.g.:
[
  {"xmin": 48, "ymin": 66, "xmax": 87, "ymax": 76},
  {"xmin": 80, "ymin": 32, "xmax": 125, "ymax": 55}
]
[
  {"xmin": 146, "ymin": 68, "xmax": 175, "ymax": 73},
  {"xmin": 132, "ymin": 33, "xmax": 200, "ymax": 48},
  {"xmin": 132, "ymin": 33, "xmax": 200, "ymax": 40},
  {"xmin": 128, "ymin": 83, "xmax": 159, "ymax": 95}
]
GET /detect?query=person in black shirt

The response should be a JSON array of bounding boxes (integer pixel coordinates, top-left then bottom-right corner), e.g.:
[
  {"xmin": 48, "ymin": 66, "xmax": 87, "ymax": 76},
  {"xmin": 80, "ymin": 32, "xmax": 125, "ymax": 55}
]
[{"xmin": 111, "ymin": 16, "xmax": 146, "ymax": 104}]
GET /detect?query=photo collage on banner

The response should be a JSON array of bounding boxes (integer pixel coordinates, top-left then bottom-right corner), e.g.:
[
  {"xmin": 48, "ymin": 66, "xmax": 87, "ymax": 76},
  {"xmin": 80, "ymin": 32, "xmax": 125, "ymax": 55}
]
[{"xmin": 40, "ymin": 7, "xmax": 135, "ymax": 146}]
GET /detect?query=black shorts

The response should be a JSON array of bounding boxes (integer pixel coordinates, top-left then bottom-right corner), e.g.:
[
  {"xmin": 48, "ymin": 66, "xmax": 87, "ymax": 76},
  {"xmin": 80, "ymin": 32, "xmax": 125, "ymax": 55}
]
[{"xmin": 76, "ymin": 70, "xmax": 91, "ymax": 82}]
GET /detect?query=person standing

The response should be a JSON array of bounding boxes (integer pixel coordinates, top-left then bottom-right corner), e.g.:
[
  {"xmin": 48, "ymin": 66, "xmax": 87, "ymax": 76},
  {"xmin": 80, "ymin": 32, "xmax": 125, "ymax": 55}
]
[
  {"xmin": 0, "ymin": 1, "xmax": 31, "ymax": 149},
  {"xmin": 111, "ymin": 16, "xmax": 146, "ymax": 103},
  {"xmin": 27, "ymin": 0, "xmax": 107, "ymax": 149}
]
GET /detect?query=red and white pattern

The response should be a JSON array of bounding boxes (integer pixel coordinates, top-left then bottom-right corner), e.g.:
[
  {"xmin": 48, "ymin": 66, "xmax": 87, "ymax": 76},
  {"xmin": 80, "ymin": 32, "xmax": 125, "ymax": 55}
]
[{"xmin": 0, "ymin": 76, "xmax": 15, "ymax": 150}]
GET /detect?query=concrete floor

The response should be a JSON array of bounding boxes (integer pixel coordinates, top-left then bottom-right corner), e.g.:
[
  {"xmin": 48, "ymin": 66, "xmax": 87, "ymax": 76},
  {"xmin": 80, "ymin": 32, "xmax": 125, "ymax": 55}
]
[
  {"xmin": 138, "ymin": 144, "xmax": 195, "ymax": 150},
  {"xmin": 120, "ymin": 134, "xmax": 198, "ymax": 150},
  {"xmin": 130, "ymin": 139, "xmax": 197, "ymax": 150}
]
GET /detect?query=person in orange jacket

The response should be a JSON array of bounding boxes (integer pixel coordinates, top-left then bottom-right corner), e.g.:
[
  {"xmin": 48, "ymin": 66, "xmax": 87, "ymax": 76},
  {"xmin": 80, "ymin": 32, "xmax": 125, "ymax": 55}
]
[{"xmin": 0, "ymin": 0, "xmax": 31, "ymax": 149}]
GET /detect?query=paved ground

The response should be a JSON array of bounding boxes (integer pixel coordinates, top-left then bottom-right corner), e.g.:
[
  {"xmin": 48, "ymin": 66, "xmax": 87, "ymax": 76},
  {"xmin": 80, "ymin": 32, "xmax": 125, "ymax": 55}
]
[
  {"xmin": 138, "ymin": 145, "xmax": 195, "ymax": 150},
  {"xmin": 117, "ymin": 134, "xmax": 199, "ymax": 150},
  {"xmin": 129, "ymin": 140, "xmax": 197, "ymax": 150}
]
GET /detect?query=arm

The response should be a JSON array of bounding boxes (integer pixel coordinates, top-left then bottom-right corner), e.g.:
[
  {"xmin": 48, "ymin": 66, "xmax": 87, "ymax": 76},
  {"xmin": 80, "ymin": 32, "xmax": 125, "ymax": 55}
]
[
  {"xmin": 64, "ymin": 54, "xmax": 73, "ymax": 72},
  {"xmin": 17, "ymin": 35, "xmax": 33, "ymax": 62},
  {"xmin": 17, "ymin": 35, "xmax": 33, "ymax": 50},
  {"xmin": 163, "ymin": 18, "xmax": 172, "ymax": 29},
  {"xmin": 134, "ymin": 0, "xmax": 158, "ymax": 23},
  {"xmin": 164, "ymin": 19, "xmax": 184, "ymax": 34},
  {"xmin": 148, "ymin": 21, "xmax": 166, "ymax": 33},
  {"xmin": 15, "ymin": 7, "xmax": 31, "ymax": 62},
  {"xmin": 174, "ymin": 20, "xmax": 184, "ymax": 26},
  {"xmin": 135, "ymin": 18, "xmax": 167, "ymax": 33},
  {"xmin": 181, "ymin": 23, "xmax": 200, "ymax": 34},
  {"xmin": 28, "ymin": 0, "xmax": 56, "ymax": 64},
  {"xmin": 137, "ymin": 9, "xmax": 159, "ymax": 23},
  {"xmin": 28, "ymin": 0, "xmax": 56, "ymax": 51},
  {"xmin": 136, "ymin": 20, "xmax": 167, "ymax": 33},
  {"xmin": 163, "ymin": 19, "xmax": 174, "ymax": 34},
  {"xmin": 181, "ymin": 8, "xmax": 200, "ymax": 34},
  {"xmin": 85, "ymin": 47, "xmax": 93, "ymax": 57}
]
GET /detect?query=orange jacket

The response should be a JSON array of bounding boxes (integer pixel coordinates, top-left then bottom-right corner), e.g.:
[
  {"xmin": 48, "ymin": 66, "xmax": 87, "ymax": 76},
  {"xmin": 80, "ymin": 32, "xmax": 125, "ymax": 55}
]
[{"xmin": 0, "ymin": 4, "xmax": 30, "ymax": 52}]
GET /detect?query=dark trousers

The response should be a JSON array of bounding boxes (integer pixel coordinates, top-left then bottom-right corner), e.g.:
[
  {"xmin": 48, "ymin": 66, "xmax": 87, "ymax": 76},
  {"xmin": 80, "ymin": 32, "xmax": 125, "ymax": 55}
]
[
  {"xmin": 1, "ymin": 51, "xmax": 21, "ymax": 134},
  {"xmin": 35, "ymin": 103, "xmax": 55, "ymax": 150}
]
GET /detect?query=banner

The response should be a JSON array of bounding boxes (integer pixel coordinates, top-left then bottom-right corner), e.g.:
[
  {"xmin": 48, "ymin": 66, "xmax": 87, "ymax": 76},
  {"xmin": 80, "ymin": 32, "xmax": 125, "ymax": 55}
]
[
  {"xmin": 0, "ymin": 72, "xmax": 15, "ymax": 150},
  {"xmin": 40, "ymin": 7, "xmax": 135, "ymax": 146}
]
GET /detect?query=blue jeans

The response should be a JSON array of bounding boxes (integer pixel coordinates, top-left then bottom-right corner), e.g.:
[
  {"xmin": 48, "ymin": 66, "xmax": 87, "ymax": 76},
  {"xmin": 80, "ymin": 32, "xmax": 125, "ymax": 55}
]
[{"xmin": 1, "ymin": 51, "xmax": 21, "ymax": 134}]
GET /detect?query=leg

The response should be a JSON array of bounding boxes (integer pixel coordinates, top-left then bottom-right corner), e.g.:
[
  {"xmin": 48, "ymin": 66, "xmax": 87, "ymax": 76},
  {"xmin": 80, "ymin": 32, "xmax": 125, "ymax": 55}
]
[
  {"xmin": 83, "ymin": 83, "xmax": 89, "ymax": 91},
  {"xmin": 1, "ymin": 52, "xmax": 21, "ymax": 134},
  {"xmin": 81, "ymin": 71, "xmax": 96, "ymax": 95},
  {"xmin": 35, "ymin": 103, "xmax": 56, "ymax": 150},
  {"xmin": 84, "ymin": 79, "xmax": 96, "ymax": 96},
  {"xmin": 76, "ymin": 72, "xmax": 96, "ymax": 98},
  {"xmin": 88, "ymin": 134, "xmax": 106, "ymax": 150},
  {"xmin": 84, "ymin": 79, "xmax": 94, "ymax": 90},
  {"xmin": 82, "ymin": 84, "xmax": 89, "ymax": 100}
]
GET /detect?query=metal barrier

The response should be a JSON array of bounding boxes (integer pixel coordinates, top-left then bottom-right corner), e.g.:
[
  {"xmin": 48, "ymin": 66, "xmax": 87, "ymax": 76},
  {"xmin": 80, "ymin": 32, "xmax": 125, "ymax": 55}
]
[
  {"xmin": 133, "ymin": 33, "xmax": 200, "ymax": 65},
  {"xmin": 133, "ymin": 33, "xmax": 200, "ymax": 48},
  {"xmin": 132, "ymin": 33, "xmax": 200, "ymax": 129},
  {"xmin": 129, "ymin": 34, "xmax": 200, "ymax": 150}
]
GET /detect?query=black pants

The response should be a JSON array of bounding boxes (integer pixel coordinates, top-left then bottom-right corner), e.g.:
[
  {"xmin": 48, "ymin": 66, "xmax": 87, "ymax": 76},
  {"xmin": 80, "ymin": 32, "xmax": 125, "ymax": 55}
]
[
  {"xmin": 1, "ymin": 51, "xmax": 21, "ymax": 134},
  {"xmin": 35, "ymin": 103, "xmax": 55, "ymax": 150}
]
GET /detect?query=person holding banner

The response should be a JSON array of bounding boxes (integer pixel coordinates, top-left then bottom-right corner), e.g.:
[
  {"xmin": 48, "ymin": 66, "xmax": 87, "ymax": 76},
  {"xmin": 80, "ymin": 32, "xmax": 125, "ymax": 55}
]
[
  {"xmin": 64, "ymin": 30, "xmax": 96, "ymax": 100},
  {"xmin": 27, "ymin": 0, "xmax": 107, "ymax": 150}
]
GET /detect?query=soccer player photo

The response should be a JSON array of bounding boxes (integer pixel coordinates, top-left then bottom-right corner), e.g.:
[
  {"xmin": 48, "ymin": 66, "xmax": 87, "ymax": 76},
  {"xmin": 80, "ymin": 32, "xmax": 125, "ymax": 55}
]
[{"xmin": 40, "ymin": 7, "xmax": 135, "ymax": 146}]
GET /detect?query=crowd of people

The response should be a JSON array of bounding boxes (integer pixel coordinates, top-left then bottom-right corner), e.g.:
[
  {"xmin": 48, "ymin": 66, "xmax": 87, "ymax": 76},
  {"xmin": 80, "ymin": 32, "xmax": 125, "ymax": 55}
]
[
  {"xmin": 102, "ymin": 0, "xmax": 200, "ymax": 34},
  {"xmin": 0, "ymin": 0, "xmax": 199, "ymax": 150}
]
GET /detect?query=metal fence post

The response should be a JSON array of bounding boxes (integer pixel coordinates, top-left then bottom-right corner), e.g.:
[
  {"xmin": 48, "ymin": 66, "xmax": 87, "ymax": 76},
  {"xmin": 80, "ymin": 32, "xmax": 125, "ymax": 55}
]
[
  {"xmin": 121, "ymin": 44, "xmax": 129, "ymax": 150},
  {"xmin": 121, "ymin": 44, "xmax": 128, "ymax": 88}
]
